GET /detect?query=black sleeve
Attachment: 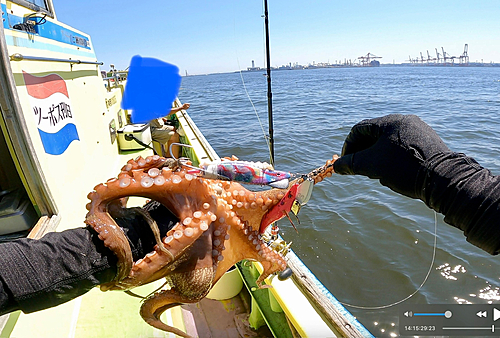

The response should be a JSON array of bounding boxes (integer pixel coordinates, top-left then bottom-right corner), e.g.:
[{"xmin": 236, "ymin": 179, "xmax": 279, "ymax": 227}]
[
  {"xmin": 416, "ymin": 152, "xmax": 500, "ymax": 254},
  {"xmin": 0, "ymin": 227, "xmax": 117, "ymax": 315},
  {"xmin": 0, "ymin": 201, "xmax": 178, "ymax": 315}
]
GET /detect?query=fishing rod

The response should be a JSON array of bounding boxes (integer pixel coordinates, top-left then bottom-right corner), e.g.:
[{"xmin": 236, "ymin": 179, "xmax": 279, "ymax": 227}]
[{"xmin": 264, "ymin": 0, "xmax": 274, "ymax": 167}]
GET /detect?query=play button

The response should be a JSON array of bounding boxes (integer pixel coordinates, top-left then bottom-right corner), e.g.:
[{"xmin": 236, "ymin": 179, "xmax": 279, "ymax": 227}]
[{"xmin": 494, "ymin": 308, "xmax": 500, "ymax": 322}]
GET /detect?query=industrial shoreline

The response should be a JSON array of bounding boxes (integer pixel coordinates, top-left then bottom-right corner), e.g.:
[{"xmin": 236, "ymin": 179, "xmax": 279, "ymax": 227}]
[{"xmin": 182, "ymin": 62, "xmax": 500, "ymax": 77}]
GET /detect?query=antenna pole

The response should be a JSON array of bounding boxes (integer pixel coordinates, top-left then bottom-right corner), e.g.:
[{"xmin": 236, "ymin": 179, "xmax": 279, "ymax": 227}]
[{"xmin": 264, "ymin": 0, "xmax": 274, "ymax": 166}]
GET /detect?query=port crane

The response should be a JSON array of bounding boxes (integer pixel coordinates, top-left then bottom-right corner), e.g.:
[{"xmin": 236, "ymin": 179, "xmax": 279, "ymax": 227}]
[
  {"xmin": 427, "ymin": 50, "xmax": 435, "ymax": 63},
  {"xmin": 441, "ymin": 47, "xmax": 456, "ymax": 65},
  {"xmin": 409, "ymin": 44, "xmax": 468, "ymax": 66},
  {"xmin": 407, "ymin": 55, "xmax": 417, "ymax": 64},
  {"xmin": 358, "ymin": 53, "xmax": 382, "ymax": 66},
  {"xmin": 459, "ymin": 44, "xmax": 469, "ymax": 65},
  {"xmin": 435, "ymin": 48, "xmax": 441, "ymax": 63},
  {"xmin": 420, "ymin": 52, "xmax": 426, "ymax": 63}
]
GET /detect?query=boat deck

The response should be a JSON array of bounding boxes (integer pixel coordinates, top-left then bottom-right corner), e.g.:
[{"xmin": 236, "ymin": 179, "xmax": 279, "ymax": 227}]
[
  {"xmin": 183, "ymin": 289, "xmax": 274, "ymax": 338},
  {"xmin": 0, "ymin": 278, "xmax": 276, "ymax": 338}
]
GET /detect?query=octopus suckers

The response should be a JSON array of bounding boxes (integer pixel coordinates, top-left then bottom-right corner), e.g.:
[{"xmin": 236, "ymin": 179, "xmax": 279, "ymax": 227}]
[
  {"xmin": 199, "ymin": 222, "xmax": 209, "ymax": 231},
  {"xmin": 154, "ymin": 176, "xmax": 165, "ymax": 186},
  {"xmin": 148, "ymin": 168, "xmax": 160, "ymax": 177},
  {"xmin": 173, "ymin": 230, "xmax": 183, "ymax": 239},
  {"xmin": 141, "ymin": 176, "xmax": 154, "ymax": 188},
  {"xmin": 119, "ymin": 177, "xmax": 131, "ymax": 188},
  {"xmin": 184, "ymin": 228, "xmax": 194, "ymax": 237}
]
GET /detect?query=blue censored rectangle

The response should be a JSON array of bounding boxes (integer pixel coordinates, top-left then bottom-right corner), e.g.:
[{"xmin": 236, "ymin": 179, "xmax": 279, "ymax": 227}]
[{"xmin": 121, "ymin": 56, "xmax": 181, "ymax": 124}]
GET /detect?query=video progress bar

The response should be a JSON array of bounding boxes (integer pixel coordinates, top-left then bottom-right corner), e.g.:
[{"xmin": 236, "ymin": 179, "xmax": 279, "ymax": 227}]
[
  {"xmin": 443, "ymin": 325, "xmax": 498, "ymax": 333},
  {"xmin": 414, "ymin": 313, "xmax": 445, "ymax": 316}
]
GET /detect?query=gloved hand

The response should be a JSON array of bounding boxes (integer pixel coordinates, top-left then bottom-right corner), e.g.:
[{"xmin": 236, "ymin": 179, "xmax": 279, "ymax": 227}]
[
  {"xmin": 334, "ymin": 114, "xmax": 451, "ymax": 198},
  {"xmin": 334, "ymin": 114, "xmax": 500, "ymax": 255}
]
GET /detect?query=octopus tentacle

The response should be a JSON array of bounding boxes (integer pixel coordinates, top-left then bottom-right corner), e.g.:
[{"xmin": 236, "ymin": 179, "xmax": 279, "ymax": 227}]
[
  {"xmin": 141, "ymin": 299, "xmax": 193, "ymax": 338},
  {"xmin": 86, "ymin": 156, "xmax": 218, "ymax": 284},
  {"xmin": 86, "ymin": 154, "xmax": 338, "ymax": 334},
  {"xmin": 85, "ymin": 205, "xmax": 133, "ymax": 282},
  {"xmin": 140, "ymin": 266, "xmax": 213, "ymax": 338}
]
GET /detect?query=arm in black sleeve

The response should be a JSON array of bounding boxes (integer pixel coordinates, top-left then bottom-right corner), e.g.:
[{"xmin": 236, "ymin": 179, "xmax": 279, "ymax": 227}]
[
  {"xmin": 417, "ymin": 152, "xmax": 500, "ymax": 254},
  {"xmin": 0, "ymin": 227, "xmax": 117, "ymax": 315},
  {"xmin": 0, "ymin": 201, "xmax": 178, "ymax": 315},
  {"xmin": 334, "ymin": 114, "xmax": 500, "ymax": 254}
]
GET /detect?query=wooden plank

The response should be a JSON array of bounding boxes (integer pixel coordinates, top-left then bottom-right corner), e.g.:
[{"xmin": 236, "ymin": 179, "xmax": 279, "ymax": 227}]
[
  {"xmin": 27, "ymin": 215, "xmax": 60, "ymax": 239},
  {"xmin": 287, "ymin": 253, "xmax": 371, "ymax": 338}
]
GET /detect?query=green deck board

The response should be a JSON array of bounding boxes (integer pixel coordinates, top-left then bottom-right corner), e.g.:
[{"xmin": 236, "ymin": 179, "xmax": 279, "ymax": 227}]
[{"xmin": 237, "ymin": 262, "xmax": 293, "ymax": 338}]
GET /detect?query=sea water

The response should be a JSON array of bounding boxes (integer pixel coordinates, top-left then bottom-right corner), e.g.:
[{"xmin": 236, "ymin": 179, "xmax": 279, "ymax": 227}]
[{"xmin": 179, "ymin": 66, "xmax": 500, "ymax": 337}]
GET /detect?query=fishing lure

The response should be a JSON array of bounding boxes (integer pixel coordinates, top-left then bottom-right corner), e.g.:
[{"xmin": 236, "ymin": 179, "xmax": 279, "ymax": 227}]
[
  {"xmin": 169, "ymin": 143, "xmax": 291, "ymax": 188},
  {"xmin": 190, "ymin": 160, "xmax": 291, "ymax": 189}
]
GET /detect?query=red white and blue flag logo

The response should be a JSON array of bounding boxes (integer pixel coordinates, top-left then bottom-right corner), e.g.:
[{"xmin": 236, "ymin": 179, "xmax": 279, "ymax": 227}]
[{"xmin": 23, "ymin": 71, "xmax": 79, "ymax": 155}]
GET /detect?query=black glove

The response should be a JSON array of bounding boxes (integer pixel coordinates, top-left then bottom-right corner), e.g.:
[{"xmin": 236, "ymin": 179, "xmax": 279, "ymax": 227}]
[
  {"xmin": 334, "ymin": 114, "xmax": 451, "ymax": 198},
  {"xmin": 334, "ymin": 114, "xmax": 500, "ymax": 255}
]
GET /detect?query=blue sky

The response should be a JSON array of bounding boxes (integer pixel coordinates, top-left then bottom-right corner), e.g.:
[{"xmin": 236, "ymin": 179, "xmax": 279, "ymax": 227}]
[{"xmin": 52, "ymin": 0, "xmax": 499, "ymax": 75}]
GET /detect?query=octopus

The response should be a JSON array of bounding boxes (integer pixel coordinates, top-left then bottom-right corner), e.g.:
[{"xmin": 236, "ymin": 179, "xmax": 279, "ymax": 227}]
[{"xmin": 85, "ymin": 154, "xmax": 337, "ymax": 337}]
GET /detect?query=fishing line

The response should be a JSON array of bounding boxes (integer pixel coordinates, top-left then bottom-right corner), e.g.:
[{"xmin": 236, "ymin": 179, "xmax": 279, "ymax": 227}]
[
  {"xmin": 236, "ymin": 58, "xmax": 271, "ymax": 158},
  {"xmin": 231, "ymin": 2, "xmax": 273, "ymax": 162},
  {"xmin": 340, "ymin": 210, "xmax": 438, "ymax": 310}
]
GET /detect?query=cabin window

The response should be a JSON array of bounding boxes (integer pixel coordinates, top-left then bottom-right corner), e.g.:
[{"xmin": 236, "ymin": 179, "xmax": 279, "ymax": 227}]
[{"xmin": 10, "ymin": 0, "xmax": 54, "ymax": 17}]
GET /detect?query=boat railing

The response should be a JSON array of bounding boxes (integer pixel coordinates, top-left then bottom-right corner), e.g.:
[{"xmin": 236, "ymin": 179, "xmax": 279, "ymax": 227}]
[
  {"xmin": 9, "ymin": 53, "xmax": 103, "ymax": 65},
  {"xmin": 173, "ymin": 98, "xmax": 219, "ymax": 165},
  {"xmin": 103, "ymin": 68, "xmax": 128, "ymax": 91}
]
